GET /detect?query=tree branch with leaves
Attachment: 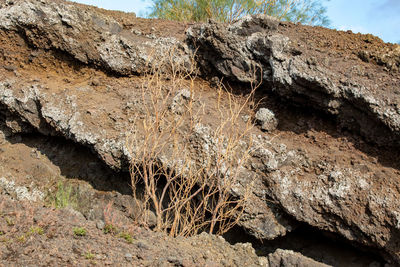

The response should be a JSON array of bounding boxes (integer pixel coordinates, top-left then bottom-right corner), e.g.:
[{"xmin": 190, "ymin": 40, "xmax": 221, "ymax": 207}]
[{"xmin": 148, "ymin": 0, "xmax": 330, "ymax": 26}]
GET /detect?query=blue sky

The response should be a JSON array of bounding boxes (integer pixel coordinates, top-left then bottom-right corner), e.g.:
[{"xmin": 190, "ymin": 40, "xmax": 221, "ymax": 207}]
[
  {"xmin": 71, "ymin": 0, "xmax": 400, "ymax": 43},
  {"xmin": 325, "ymin": 0, "xmax": 399, "ymax": 43}
]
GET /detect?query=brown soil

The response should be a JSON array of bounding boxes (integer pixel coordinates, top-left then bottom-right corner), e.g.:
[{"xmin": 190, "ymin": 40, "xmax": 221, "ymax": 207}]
[
  {"xmin": 3, "ymin": 26, "xmax": 398, "ymax": 175},
  {"xmin": 0, "ymin": 1, "xmax": 399, "ymax": 266},
  {"xmin": 0, "ymin": 198, "xmax": 260, "ymax": 267},
  {"xmin": 0, "ymin": 31, "xmax": 393, "ymax": 266},
  {"xmin": 279, "ymin": 21, "xmax": 400, "ymax": 98}
]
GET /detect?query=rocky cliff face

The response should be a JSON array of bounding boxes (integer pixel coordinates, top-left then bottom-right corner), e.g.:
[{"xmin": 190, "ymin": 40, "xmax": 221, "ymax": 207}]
[
  {"xmin": 0, "ymin": 0, "xmax": 399, "ymax": 266},
  {"xmin": 187, "ymin": 15, "xmax": 400, "ymax": 262},
  {"xmin": 187, "ymin": 16, "xmax": 400, "ymax": 147}
]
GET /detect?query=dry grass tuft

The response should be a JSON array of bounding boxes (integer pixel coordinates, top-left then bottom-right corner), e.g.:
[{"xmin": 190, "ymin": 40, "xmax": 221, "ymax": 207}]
[{"xmin": 127, "ymin": 47, "xmax": 260, "ymax": 237}]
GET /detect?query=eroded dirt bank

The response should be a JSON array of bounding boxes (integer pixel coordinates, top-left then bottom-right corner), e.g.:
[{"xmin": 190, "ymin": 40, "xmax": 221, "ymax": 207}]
[
  {"xmin": 0, "ymin": 132, "xmax": 381, "ymax": 266},
  {"xmin": 0, "ymin": 0, "xmax": 399, "ymax": 266}
]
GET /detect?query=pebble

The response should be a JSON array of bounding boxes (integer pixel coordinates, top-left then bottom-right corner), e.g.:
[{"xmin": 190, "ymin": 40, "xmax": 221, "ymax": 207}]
[
  {"xmin": 96, "ymin": 220, "xmax": 105, "ymax": 230},
  {"xmin": 125, "ymin": 253, "xmax": 133, "ymax": 261}
]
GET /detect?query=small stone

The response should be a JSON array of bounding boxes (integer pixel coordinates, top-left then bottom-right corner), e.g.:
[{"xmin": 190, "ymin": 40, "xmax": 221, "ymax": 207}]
[
  {"xmin": 125, "ymin": 253, "xmax": 133, "ymax": 261},
  {"xmin": 169, "ymin": 89, "xmax": 192, "ymax": 115},
  {"xmin": 0, "ymin": 131, "xmax": 5, "ymax": 145},
  {"xmin": 3, "ymin": 65, "xmax": 17, "ymax": 72},
  {"xmin": 180, "ymin": 88, "xmax": 191, "ymax": 99},
  {"xmin": 241, "ymin": 115, "xmax": 250, "ymax": 122},
  {"xmin": 90, "ymin": 78, "xmax": 101, "ymax": 87},
  {"xmin": 210, "ymin": 76, "xmax": 220, "ymax": 87},
  {"xmin": 96, "ymin": 220, "xmax": 105, "ymax": 230},
  {"xmin": 255, "ymin": 108, "xmax": 278, "ymax": 132},
  {"xmin": 135, "ymin": 241, "xmax": 148, "ymax": 250},
  {"xmin": 30, "ymin": 149, "xmax": 41, "ymax": 159},
  {"xmin": 72, "ymin": 244, "xmax": 81, "ymax": 255},
  {"xmin": 167, "ymin": 256, "xmax": 183, "ymax": 265}
]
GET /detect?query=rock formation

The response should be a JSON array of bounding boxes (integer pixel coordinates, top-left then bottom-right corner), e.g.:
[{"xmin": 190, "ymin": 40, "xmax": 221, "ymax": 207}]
[{"xmin": 0, "ymin": 0, "xmax": 399, "ymax": 265}]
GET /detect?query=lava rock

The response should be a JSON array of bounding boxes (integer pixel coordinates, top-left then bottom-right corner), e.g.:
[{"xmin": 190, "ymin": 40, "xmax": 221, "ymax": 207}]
[{"xmin": 255, "ymin": 108, "xmax": 278, "ymax": 132}]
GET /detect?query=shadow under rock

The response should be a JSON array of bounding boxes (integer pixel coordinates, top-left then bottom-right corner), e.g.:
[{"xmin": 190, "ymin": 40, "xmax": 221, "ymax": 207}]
[
  {"xmin": 251, "ymin": 88, "xmax": 400, "ymax": 172},
  {"xmin": 224, "ymin": 223, "xmax": 387, "ymax": 267},
  {"xmin": 5, "ymin": 133, "xmax": 133, "ymax": 195},
  {"xmin": 219, "ymin": 78, "xmax": 400, "ymax": 170}
]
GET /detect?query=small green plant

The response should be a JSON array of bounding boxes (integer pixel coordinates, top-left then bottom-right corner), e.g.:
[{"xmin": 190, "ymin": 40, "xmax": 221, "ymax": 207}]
[
  {"xmin": 16, "ymin": 235, "xmax": 26, "ymax": 243},
  {"xmin": 102, "ymin": 223, "xmax": 133, "ymax": 243},
  {"xmin": 103, "ymin": 224, "xmax": 118, "ymax": 235},
  {"xmin": 0, "ymin": 237, "xmax": 9, "ymax": 243},
  {"xmin": 49, "ymin": 181, "xmax": 78, "ymax": 209},
  {"xmin": 84, "ymin": 252, "xmax": 95, "ymax": 260},
  {"xmin": 5, "ymin": 217, "xmax": 14, "ymax": 226},
  {"xmin": 0, "ymin": 230, "xmax": 4, "ymax": 236},
  {"xmin": 29, "ymin": 226, "xmax": 44, "ymax": 235},
  {"xmin": 118, "ymin": 232, "xmax": 134, "ymax": 244},
  {"xmin": 73, "ymin": 227, "xmax": 87, "ymax": 237}
]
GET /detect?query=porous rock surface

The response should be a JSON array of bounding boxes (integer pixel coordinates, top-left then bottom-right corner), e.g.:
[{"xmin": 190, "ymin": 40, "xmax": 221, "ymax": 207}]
[
  {"xmin": 0, "ymin": 0, "xmax": 189, "ymax": 75},
  {"xmin": 0, "ymin": 0, "xmax": 399, "ymax": 265},
  {"xmin": 0, "ymin": 0, "xmax": 293, "ymax": 243},
  {"xmin": 266, "ymin": 249, "xmax": 331, "ymax": 267},
  {"xmin": 188, "ymin": 17, "xmax": 400, "ymax": 262},
  {"xmin": 0, "ymin": 125, "xmax": 340, "ymax": 266},
  {"xmin": 255, "ymin": 108, "xmax": 278, "ymax": 131},
  {"xmin": 187, "ymin": 15, "xmax": 400, "ymax": 147}
]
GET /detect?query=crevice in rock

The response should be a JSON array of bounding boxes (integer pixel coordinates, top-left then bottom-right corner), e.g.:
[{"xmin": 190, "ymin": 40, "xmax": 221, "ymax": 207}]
[
  {"xmin": 249, "ymin": 87, "xmax": 400, "ymax": 171},
  {"xmin": 214, "ymin": 78, "xmax": 400, "ymax": 171},
  {"xmin": 224, "ymin": 223, "xmax": 388, "ymax": 267}
]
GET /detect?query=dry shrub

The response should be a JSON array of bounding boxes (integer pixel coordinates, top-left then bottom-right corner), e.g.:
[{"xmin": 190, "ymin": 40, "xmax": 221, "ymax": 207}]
[{"xmin": 127, "ymin": 47, "xmax": 260, "ymax": 237}]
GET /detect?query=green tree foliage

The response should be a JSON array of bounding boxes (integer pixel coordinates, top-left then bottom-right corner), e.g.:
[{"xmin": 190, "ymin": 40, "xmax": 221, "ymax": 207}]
[{"xmin": 149, "ymin": 0, "xmax": 330, "ymax": 26}]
